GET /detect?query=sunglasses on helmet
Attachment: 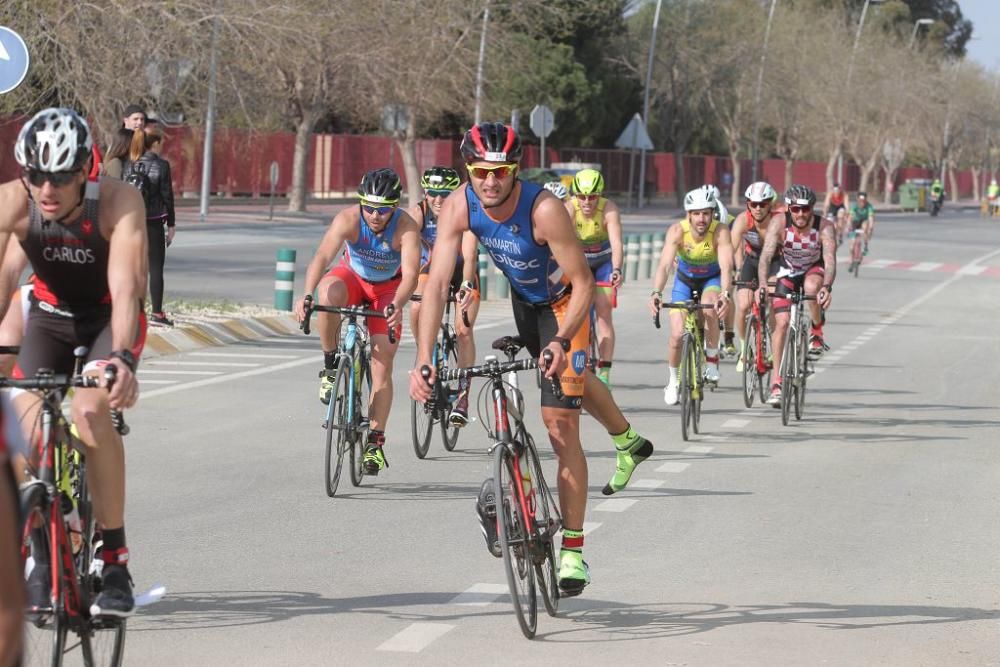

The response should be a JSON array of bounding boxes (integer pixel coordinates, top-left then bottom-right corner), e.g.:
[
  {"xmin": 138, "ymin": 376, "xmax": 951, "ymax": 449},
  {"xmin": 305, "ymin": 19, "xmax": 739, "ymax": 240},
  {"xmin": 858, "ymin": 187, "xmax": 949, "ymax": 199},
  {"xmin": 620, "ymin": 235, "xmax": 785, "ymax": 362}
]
[
  {"xmin": 23, "ymin": 168, "xmax": 81, "ymax": 188},
  {"xmin": 361, "ymin": 202, "xmax": 396, "ymax": 216},
  {"xmin": 466, "ymin": 163, "xmax": 517, "ymax": 180}
]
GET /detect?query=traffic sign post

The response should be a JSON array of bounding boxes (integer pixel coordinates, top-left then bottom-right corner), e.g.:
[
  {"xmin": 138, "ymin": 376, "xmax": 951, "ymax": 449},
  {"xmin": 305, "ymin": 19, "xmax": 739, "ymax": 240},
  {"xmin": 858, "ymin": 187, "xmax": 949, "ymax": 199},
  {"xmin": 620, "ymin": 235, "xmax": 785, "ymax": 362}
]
[
  {"xmin": 268, "ymin": 161, "xmax": 280, "ymax": 221},
  {"xmin": 615, "ymin": 114, "xmax": 654, "ymax": 209},
  {"xmin": 529, "ymin": 104, "xmax": 555, "ymax": 169},
  {"xmin": 0, "ymin": 27, "xmax": 30, "ymax": 95}
]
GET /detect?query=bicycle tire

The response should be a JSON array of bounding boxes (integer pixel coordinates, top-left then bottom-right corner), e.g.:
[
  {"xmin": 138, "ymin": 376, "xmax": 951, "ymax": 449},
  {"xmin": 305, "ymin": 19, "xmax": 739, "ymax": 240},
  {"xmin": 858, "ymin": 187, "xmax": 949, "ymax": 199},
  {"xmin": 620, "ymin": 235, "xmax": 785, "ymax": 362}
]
[
  {"xmin": 678, "ymin": 335, "xmax": 691, "ymax": 441},
  {"xmin": 742, "ymin": 314, "xmax": 757, "ymax": 408},
  {"xmin": 410, "ymin": 398, "xmax": 433, "ymax": 460},
  {"xmin": 691, "ymin": 345, "xmax": 702, "ymax": 434},
  {"xmin": 439, "ymin": 340, "xmax": 460, "ymax": 452},
  {"xmin": 522, "ymin": 434, "xmax": 559, "ymax": 618},
  {"xmin": 759, "ymin": 323, "xmax": 773, "ymax": 404},
  {"xmin": 780, "ymin": 325, "xmax": 795, "ymax": 426},
  {"xmin": 350, "ymin": 352, "xmax": 372, "ymax": 487},
  {"xmin": 20, "ymin": 482, "xmax": 68, "ymax": 667},
  {"xmin": 795, "ymin": 316, "xmax": 809, "ymax": 421},
  {"xmin": 493, "ymin": 444, "xmax": 538, "ymax": 639},
  {"xmin": 324, "ymin": 356, "xmax": 351, "ymax": 497},
  {"xmin": 76, "ymin": 464, "xmax": 127, "ymax": 667}
]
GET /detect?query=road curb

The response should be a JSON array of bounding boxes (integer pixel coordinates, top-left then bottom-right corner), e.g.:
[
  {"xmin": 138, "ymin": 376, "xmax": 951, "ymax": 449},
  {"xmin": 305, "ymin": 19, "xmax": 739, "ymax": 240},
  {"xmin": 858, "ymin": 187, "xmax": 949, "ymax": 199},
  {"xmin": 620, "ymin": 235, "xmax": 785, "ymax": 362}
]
[{"xmin": 143, "ymin": 314, "xmax": 300, "ymax": 360}]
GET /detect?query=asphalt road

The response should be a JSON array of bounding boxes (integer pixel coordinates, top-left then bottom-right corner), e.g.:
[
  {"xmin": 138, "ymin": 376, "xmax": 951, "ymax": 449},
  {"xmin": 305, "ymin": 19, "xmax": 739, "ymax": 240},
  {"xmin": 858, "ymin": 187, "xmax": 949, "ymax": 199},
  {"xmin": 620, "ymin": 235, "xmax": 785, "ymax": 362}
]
[{"xmin": 108, "ymin": 209, "xmax": 1000, "ymax": 664}]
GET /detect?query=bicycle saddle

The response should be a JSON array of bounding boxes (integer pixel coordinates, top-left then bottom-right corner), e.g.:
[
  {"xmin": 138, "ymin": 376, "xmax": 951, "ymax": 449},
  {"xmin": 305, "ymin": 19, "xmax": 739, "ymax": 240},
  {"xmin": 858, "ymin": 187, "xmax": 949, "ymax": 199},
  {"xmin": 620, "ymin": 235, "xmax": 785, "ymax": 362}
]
[{"xmin": 491, "ymin": 335, "xmax": 526, "ymax": 354}]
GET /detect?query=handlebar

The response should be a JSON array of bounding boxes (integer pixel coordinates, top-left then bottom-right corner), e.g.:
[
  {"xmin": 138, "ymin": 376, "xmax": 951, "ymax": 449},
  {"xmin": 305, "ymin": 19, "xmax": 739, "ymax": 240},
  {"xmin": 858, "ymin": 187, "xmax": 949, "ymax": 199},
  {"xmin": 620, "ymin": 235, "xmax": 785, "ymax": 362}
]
[
  {"xmin": 653, "ymin": 300, "xmax": 716, "ymax": 329},
  {"xmin": 423, "ymin": 349, "xmax": 563, "ymax": 401},
  {"xmin": 409, "ymin": 292, "xmax": 471, "ymax": 328},
  {"xmin": 300, "ymin": 295, "xmax": 396, "ymax": 344}
]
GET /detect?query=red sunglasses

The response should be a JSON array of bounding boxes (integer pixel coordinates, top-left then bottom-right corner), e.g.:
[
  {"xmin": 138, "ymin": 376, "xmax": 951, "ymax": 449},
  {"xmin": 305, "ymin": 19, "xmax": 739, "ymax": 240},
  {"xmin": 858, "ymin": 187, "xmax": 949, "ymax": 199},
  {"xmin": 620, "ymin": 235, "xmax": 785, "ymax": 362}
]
[{"xmin": 789, "ymin": 204, "xmax": 812, "ymax": 214}]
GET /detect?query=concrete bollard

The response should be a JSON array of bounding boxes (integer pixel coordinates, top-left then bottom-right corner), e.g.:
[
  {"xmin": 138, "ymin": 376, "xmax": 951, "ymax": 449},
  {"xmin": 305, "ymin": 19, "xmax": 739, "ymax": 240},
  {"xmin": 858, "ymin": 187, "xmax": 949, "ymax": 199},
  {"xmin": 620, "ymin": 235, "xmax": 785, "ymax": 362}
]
[
  {"xmin": 639, "ymin": 233, "xmax": 653, "ymax": 279},
  {"xmin": 495, "ymin": 264, "xmax": 509, "ymax": 299},
  {"xmin": 478, "ymin": 244, "xmax": 490, "ymax": 301},
  {"xmin": 274, "ymin": 248, "xmax": 296, "ymax": 311},
  {"xmin": 626, "ymin": 234, "xmax": 640, "ymax": 282}
]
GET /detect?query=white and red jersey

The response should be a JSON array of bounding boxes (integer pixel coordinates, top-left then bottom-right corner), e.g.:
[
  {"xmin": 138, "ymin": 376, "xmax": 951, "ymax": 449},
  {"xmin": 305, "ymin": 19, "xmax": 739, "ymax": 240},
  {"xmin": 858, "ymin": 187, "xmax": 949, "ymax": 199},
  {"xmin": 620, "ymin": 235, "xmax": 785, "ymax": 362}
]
[{"xmin": 778, "ymin": 212, "xmax": 823, "ymax": 277}]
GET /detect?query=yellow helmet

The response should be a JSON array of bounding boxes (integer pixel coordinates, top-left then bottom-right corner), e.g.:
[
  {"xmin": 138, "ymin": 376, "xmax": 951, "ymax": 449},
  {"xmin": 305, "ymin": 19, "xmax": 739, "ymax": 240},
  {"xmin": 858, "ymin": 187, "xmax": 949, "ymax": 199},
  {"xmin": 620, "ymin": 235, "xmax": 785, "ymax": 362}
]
[{"xmin": 572, "ymin": 168, "xmax": 605, "ymax": 196}]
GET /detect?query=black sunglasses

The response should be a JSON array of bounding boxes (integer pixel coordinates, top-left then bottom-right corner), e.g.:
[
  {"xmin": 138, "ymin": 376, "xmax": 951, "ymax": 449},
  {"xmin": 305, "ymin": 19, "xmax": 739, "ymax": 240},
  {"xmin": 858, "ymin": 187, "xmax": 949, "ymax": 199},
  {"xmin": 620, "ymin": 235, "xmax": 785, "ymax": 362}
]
[{"xmin": 23, "ymin": 169, "xmax": 81, "ymax": 188}]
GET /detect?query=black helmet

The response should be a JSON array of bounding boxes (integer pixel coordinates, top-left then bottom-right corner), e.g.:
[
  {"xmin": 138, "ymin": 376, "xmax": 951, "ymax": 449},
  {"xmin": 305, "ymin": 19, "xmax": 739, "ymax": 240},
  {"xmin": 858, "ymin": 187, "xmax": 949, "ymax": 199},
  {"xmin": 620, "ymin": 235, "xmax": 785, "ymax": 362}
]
[
  {"xmin": 784, "ymin": 184, "xmax": 816, "ymax": 207},
  {"xmin": 358, "ymin": 168, "xmax": 402, "ymax": 204},
  {"xmin": 460, "ymin": 122, "xmax": 523, "ymax": 163},
  {"xmin": 420, "ymin": 166, "xmax": 461, "ymax": 191}
]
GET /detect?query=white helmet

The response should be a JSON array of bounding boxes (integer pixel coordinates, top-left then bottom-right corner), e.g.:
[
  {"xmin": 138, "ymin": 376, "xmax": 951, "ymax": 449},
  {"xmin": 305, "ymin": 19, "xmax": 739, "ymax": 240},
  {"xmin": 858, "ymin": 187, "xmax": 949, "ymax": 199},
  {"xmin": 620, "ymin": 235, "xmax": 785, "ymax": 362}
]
[
  {"xmin": 745, "ymin": 181, "xmax": 777, "ymax": 203},
  {"xmin": 14, "ymin": 107, "xmax": 93, "ymax": 173},
  {"xmin": 543, "ymin": 181, "xmax": 569, "ymax": 200},
  {"xmin": 684, "ymin": 185, "xmax": 718, "ymax": 211}
]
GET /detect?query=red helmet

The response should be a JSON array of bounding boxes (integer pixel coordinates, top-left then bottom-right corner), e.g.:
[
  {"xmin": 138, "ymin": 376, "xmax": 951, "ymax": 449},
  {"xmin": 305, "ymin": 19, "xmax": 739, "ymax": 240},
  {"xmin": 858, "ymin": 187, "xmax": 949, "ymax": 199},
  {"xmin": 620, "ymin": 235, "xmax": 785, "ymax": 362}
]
[{"xmin": 460, "ymin": 122, "xmax": 523, "ymax": 163}]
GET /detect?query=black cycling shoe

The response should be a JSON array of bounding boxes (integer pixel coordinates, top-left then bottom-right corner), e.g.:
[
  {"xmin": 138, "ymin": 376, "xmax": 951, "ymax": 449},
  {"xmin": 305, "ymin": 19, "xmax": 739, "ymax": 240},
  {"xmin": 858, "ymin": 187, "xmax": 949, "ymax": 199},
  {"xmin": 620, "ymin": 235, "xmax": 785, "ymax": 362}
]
[
  {"xmin": 475, "ymin": 478, "xmax": 501, "ymax": 558},
  {"xmin": 89, "ymin": 565, "xmax": 135, "ymax": 618},
  {"xmin": 25, "ymin": 561, "xmax": 52, "ymax": 625}
]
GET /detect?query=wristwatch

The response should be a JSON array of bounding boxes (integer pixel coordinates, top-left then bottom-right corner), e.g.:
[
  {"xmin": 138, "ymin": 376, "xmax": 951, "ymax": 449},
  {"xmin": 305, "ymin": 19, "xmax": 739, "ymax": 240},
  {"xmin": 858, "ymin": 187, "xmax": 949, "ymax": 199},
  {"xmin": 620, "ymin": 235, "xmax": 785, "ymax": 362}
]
[
  {"xmin": 552, "ymin": 336, "xmax": 571, "ymax": 352},
  {"xmin": 110, "ymin": 349, "xmax": 137, "ymax": 372},
  {"xmin": 822, "ymin": 284, "xmax": 833, "ymax": 292}
]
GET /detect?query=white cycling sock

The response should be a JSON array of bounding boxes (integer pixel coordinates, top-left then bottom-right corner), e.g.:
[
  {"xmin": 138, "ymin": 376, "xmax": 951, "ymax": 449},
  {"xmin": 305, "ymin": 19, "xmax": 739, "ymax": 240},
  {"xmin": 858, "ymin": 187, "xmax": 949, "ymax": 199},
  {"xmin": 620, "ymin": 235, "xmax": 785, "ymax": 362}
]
[{"xmin": 668, "ymin": 366, "xmax": 678, "ymax": 384}]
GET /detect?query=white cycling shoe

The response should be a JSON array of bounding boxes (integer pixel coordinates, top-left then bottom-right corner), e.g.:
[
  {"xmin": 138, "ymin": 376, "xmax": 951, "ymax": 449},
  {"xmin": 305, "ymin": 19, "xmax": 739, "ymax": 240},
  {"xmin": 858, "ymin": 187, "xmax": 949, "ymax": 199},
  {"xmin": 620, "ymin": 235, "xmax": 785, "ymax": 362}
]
[
  {"xmin": 704, "ymin": 363, "xmax": 721, "ymax": 383},
  {"xmin": 663, "ymin": 381, "xmax": 679, "ymax": 406}
]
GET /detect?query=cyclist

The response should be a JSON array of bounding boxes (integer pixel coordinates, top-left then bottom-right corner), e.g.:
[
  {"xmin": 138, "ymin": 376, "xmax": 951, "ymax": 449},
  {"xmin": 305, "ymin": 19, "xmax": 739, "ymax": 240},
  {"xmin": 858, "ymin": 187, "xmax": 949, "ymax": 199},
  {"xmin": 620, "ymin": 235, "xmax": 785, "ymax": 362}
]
[
  {"xmin": 729, "ymin": 181, "xmax": 782, "ymax": 371},
  {"xmin": 650, "ymin": 186, "xmax": 734, "ymax": 405},
  {"xmin": 407, "ymin": 166, "xmax": 480, "ymax": 426},
  {"xmin": 0, "ymin": 108, "xmax": 146, "ymax": 618},
  {"xmin": 703, "ymin": 183, "xmax": 739, "ymax": 357},
  {"xmin": 756, "ymin": 185, "xmax": 836, "ymax": 406},
  {"xmin": 822, "ymin": 183, "xmax": 850, "ymax": 245},
  {"xmin": 409, "ymin": 122, "xmax": 654, "ymax": 597},
  {"xmin": 564, "ymin": 168, "xmax": 623, "ymax": 387},
  {"xmin": 987, "ymin": 178, "xmax": 999, "ymax": 217},
  {"xmin": 929, "ymin": 178, "xmax": 944, "ymax": 212},
  {"xmin": 543, "ymin": 181, "xmax": 569, "ymax": 201},
  {"xmin": 294, "ymin": 168, "xmax": 421, "ymax": 475},
  {"xmin": 847, "ymin": 191, "xmax": 875, "ymax": 273}
]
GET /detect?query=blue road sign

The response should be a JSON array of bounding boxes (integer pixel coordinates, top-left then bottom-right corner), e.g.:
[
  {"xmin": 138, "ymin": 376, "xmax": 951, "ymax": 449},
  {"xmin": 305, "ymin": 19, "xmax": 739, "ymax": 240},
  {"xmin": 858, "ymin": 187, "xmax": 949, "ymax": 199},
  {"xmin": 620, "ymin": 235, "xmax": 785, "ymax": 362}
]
[{"xmin": 0, "ymin": 27, "xmax": 30, "ymax": 95}]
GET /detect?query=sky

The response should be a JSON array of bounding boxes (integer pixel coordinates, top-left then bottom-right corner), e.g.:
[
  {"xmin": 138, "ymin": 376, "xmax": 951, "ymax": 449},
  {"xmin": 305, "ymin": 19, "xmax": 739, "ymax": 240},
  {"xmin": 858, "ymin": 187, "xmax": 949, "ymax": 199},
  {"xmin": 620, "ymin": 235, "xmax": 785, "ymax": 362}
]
[{"xmin": 959, "ymin": 0, "xmax": 999, "ymax": 69}]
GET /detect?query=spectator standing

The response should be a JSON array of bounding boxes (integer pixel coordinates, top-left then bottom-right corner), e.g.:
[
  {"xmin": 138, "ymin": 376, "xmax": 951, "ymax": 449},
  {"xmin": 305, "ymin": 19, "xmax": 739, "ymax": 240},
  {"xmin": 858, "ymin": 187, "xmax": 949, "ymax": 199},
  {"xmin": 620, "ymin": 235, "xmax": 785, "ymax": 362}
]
[
  {"xmin": 101, "ymin": 128, "xmax": 134, "ymax": 180},
  {"xmin": 122, "ymin": 104, "xmax": 146, "ymax": 131},
  {"xmin": 125, "ymin": 124, "xmax": 176, "ymax": 326}
]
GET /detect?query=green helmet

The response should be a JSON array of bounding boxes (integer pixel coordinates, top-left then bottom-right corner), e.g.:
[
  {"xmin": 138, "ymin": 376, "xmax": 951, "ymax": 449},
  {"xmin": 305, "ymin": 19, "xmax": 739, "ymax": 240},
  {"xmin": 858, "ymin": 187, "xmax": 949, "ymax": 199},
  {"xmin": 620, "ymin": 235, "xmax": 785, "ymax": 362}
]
[
  {"xmin": 420, "ymin": 166, "xmax": 461, "ymax": 191},
  {"xmin": 572, "ymin": 168, "xmax": 605, "ymax": 196}
]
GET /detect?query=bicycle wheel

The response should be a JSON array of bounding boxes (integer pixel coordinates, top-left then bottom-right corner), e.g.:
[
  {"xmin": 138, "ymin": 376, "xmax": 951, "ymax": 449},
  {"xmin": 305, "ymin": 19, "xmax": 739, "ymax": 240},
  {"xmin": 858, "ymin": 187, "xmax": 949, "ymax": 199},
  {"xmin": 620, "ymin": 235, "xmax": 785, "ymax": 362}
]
[
  {"xmin": 780, "ymin": 326, "xmax": 796, "ymax": 426},
  {"xmin": 691, "ymin": 347, "xmax": 702, "ymax": 435},
  {"xmin": 439, "ymin": 341, "xmax": 460, "ymax": 452},
  {"xmin": 795, "ymin": 317, "xmax": 809, "ymax": 421},
  {"xmin": 20, "ymin": 482, "xmax": 69, "ymax": 667},
  {"xmin": 678, "ymin": 336, "xmax": 691, "ymax": 442},
  {"xmin": 493, "ymin": 444, "xmax": 538, "ymax": 639},
  {"xmin": 410, "ymin": 398, "xmax": 433, "ymax": 460},
  {"xmin": 76, "ymin": 463, "xmax": 127, "ymax": 667},
  {"xmin": 759, "ymin": 323, "xmax": 773, "ymax": 404},
  {"xmin": 522, "ymin": 434, "xmax": 559, "ymax": 618},
  {"xmin": 741, "ymin": 314, "xmax": 757, "ymax": 408},
  {"xmin": 349, "ymin": 352, "xmax": 371, "ymax": 487},
  {"xmin": 324, "ymin": 356, "xmax": 351, "ymax": 497}
]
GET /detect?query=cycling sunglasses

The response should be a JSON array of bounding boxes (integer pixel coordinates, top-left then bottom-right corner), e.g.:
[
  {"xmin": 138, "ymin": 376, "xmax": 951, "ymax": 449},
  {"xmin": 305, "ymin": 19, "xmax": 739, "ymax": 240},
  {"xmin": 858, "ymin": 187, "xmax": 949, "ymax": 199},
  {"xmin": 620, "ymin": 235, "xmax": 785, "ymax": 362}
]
[
  {"xmin": 23, "ymin": 168, "xmax": 81, "ymax": 188},
  {"xmin": 425, "ymin": 189, "xmax": 455, "ymax": 198},
  {"xmin": 788, "ymin": 204, "xmax": 812, "ymax": 214},
  {"xmin": 466, "ymin": 163, "xmax": 517, "ymax": 180},
  {"xmin": 576, "ymin": 194, "xmax": 599, "ymax": 202},
  {"xmin": 361, "ymin": 202, "xmax": 396, "ymax": 215},
  {"xmin": 747, "ymin": 200, "xmax": 770, "ymax": 209}
]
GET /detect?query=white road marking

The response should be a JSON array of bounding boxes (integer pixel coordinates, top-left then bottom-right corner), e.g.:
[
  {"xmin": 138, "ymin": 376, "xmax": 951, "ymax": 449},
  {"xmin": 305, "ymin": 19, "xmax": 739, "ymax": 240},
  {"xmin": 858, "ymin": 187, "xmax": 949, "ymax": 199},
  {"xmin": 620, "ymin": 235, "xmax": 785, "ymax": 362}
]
[
  {"xmin": 684, "ymin": 445, "xmax": 714, "ymax": 453},
  {"xmin": 144, "ymin": 360, "xmax": 262, "ymax": 367},
  {"xmin": 594, "ymin": 498, "xmax": 638, "ymax": 512},
  {"xmin": 911, "ymin": 262, "xmax": 942, "ymax": 272},
  {"xmin": 375, "ymin": 623, "xmax": 455, "ymax": 653},
  {"xmin": 721, "ymin": 419, "xmax": 750, "ymax": 429},
  {"xmin": 138, "ymin": 380, "xmax": 180, "ymax": 385},
  {"xmin": 866, "ymin": 258, "xmax": 895, "ymax": 269},
  {"xmin": 138, "ymin": 369, "xmax": 221, "ymax": 375},
  {"xmin": 582, "ymin": 521, "xmax": 602, "ymax": 534},
  {"xmin": 449, "ymin": 583, "xmax": 508, "ymax": 606},
  {"xmin": 260, "ymin": 337, "xmax": 313, "ymax": 344},
  {"xmin": 958, "ymin": 265, "xmax": 986, "ymax": 276},
  {"xmin": 630, "ymin": 479, "xmax": 666, "ymax": 489},
  {"xmin": 656, "ymin": 462, "xmax": 690, "ymax": 473},
  {"xmin": 189, "ymin": 352, "xmax": 301, "ymax": 359}
]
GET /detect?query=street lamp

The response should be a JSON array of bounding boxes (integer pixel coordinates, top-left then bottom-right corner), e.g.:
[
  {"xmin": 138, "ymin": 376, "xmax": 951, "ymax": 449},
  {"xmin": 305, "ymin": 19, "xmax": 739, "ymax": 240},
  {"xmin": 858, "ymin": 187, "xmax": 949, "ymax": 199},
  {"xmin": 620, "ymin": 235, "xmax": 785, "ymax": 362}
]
[
  {"xmin": 750, "ymin": 0, "xmax": 779, "ymax": 183},
  {"xmin": 473, "ymin": 0, "xmax": 490, "ymax": 125},
  {"xmin": 841, "ymin": 0, "xmax": 884, "ymax": 184},
  {"xmin": 908, "ymin": 18, "xmax": 934, "ymax": 49},
  {"xmin": 637, "ymin": 0, "xmax": 662, "ymax": 210}
]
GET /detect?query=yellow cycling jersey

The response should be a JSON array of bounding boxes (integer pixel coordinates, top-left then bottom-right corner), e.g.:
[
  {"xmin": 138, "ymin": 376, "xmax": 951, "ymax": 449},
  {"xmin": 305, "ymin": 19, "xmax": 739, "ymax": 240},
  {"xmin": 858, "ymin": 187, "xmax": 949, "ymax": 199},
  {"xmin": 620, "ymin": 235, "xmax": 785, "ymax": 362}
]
[
  {"xmin": 571, "ymin": 197, "xmax": 609, "ymax": 246},
  {"xmin": 676, "ymin": 218, "xmax": 720, "ymax": 275}
]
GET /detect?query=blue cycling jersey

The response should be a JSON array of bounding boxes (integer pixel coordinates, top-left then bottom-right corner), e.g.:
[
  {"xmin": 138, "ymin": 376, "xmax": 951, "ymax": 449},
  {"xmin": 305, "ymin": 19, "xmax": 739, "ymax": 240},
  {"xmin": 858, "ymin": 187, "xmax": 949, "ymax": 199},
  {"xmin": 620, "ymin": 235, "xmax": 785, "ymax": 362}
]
[
  {"xmin": 466, "ymin": 181, "xmax": 568, "ymax": 304},
  {"xmin": 345, "ymin": 208, "xmax": 403, "ymax": 282}
]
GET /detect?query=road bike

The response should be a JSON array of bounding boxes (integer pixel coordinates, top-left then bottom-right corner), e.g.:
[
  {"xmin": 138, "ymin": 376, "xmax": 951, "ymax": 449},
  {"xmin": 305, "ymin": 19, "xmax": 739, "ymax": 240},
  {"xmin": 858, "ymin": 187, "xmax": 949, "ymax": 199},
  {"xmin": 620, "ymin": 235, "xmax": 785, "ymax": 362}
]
[
  {"xmin": 12, "ymin": 346, "xmax": 129, "ymax": 666},
  {"xmin": 432, "ymin": 343, "xmax": 562, "ymax": 639},
  {"xmin": 735, "ymin": 280, "xmax": 772, "ymax": 408},
  {"xmin": 848, "ymin": 227, "xmax": 864, "ymax": 277},
  {"xmin": 409, "ymin": 286, "xmax": 469, "ymax": 459},
  {"xmin": 301, "ymin": 296, "xmax": 393, "ymax": 497},
  {"xmin": 654, "ymin": 299, "xmax": 717, "ymax": 441},
  {"xmin": 778, "ymin": 288, "xmax": 816, "ymax": 426}
]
